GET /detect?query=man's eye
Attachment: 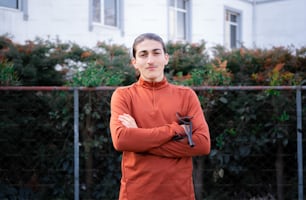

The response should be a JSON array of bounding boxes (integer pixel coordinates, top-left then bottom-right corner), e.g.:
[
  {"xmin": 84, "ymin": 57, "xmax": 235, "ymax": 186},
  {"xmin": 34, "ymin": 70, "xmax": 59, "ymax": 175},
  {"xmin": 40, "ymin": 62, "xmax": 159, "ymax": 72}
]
[{"xmin": 139, "ymin": 53, "xmax": 147, "ymax": 57}]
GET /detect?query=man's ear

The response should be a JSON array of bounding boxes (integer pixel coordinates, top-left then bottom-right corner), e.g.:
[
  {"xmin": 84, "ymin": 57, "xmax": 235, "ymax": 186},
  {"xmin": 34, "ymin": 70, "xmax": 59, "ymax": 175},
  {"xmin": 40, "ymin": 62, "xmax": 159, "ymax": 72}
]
[
  {"xmin": 131, "ymin": 58, "xmax": 137, "ymax": 69},
  {"xmin": 164, "ymin": 53, "xmax": 169, "ymax": 65}
]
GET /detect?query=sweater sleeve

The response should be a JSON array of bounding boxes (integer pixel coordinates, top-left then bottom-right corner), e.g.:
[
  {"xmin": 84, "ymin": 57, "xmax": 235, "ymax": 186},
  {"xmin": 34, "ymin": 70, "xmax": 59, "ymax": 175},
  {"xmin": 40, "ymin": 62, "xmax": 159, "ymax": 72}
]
[
  {"xmin": 147, "ymin": 89, "xmax": 211, "ymax": 157},
  {"xmin": 109, "ymin": 88, "xmax": 185, "ymax": 152}
]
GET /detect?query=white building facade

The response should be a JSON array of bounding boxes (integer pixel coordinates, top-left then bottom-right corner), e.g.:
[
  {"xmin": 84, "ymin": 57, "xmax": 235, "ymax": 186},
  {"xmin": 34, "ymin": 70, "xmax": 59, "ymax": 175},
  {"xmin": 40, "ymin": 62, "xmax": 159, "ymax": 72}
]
[{"xmin": 0, "ymin": 0, "xmax": 305, "ymax": 50}]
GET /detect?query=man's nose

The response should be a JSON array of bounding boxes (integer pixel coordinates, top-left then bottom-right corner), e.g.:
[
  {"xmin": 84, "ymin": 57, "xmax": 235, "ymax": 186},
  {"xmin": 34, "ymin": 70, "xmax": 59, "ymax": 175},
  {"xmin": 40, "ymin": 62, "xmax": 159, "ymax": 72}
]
[{"xmin": 147, "ymin": 54, "xmax": 154, "ymax": 63}]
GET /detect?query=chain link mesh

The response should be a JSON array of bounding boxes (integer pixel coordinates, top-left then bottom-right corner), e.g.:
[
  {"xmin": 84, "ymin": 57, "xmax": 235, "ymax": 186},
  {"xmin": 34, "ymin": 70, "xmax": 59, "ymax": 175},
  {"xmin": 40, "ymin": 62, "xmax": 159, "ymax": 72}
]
[{"xmin": 0, "ymin": 88, "xmax": 305, "ymax": 200}]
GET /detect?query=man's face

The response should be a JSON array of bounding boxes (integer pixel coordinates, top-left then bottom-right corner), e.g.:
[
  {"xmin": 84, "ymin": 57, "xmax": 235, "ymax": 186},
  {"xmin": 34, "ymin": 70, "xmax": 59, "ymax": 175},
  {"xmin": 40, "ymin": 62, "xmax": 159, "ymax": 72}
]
[{"xmin": 132, "ymin": 39, "xmax": 169, "ymax": 82}]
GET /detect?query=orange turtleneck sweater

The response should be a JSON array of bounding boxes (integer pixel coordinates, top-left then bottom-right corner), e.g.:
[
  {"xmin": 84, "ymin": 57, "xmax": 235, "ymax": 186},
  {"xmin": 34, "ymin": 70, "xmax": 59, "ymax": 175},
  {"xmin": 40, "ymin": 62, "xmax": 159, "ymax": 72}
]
[{"xmin": 110, "ymin": 77, "xmax": 210, "ymax": 200}]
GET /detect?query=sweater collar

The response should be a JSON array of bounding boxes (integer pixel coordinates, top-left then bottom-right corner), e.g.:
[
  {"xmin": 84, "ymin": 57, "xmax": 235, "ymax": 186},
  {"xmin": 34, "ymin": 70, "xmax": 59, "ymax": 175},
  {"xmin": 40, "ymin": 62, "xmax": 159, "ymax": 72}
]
[{"xmin": 136, "ymin": 77, "xmax": 168, "ymax": 89}]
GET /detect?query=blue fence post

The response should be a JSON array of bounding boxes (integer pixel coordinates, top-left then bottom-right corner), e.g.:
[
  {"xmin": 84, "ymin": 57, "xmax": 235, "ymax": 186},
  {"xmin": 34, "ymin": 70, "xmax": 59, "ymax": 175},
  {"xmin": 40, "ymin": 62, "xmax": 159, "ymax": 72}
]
[
  {"xmin": 74, "ymin": 88, "xmax": 80, "ymax": 200},
  {"xmin": 296, "ymin": 83, "xmax": 304, "ymax": 200}
]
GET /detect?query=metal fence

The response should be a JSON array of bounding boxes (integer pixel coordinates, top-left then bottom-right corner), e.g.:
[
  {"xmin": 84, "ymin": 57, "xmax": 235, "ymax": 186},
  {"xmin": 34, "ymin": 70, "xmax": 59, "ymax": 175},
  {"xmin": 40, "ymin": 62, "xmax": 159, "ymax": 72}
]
[{"xmin": 0, "ymin": 85, "xmax": 305, "ymax": 200}]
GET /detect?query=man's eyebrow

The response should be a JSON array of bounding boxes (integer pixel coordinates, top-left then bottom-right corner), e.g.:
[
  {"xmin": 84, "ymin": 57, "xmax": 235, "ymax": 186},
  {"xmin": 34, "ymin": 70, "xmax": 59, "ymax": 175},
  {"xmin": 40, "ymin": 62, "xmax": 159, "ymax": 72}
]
[
  {"xmin": 138, "ymin": 50, "xmax": 148, "ymax": 53},
  {"xmin": 138, "ymin": 48, "xmax": 162, "ymax": 54},
  {"xmin": 152, "ymin": 48, "xmax": 162, "ymax": 51}
]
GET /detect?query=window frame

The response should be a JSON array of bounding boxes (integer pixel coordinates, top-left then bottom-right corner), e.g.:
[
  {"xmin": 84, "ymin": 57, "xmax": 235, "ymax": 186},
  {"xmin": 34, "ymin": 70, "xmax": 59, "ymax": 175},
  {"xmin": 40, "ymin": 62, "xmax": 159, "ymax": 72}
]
[
  {"xmin": 0, "ymin": 0, "xmax": 28, "ymax": 20},
  {"xmin": 0, "ymin": 0, "xmax": 20, "ymax": 10},
  {"xmin": 92, "ymin": 0, "xmax": 120, "ymax": 28},
  {"xmin": 168, "ymin": 0, "xmax": 191, "ymax": 42},
  {"xmin": 224, "ymin": 8, "xmax": 242, "ymax": 49}
]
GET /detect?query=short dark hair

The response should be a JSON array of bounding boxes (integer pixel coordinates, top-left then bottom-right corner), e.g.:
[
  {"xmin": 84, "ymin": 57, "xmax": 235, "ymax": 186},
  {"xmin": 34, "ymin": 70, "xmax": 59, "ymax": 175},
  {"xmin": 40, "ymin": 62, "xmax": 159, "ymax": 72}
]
[{"xmin": 132, "ymin": 33, "xmax": 167, "ymax": 58}]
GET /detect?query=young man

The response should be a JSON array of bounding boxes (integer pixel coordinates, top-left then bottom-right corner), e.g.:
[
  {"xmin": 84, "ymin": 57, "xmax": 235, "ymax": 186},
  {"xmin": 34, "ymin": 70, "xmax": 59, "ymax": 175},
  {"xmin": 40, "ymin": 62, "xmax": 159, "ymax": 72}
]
[{"xmin": 109, "ymin": 33, "xmax": 210, "ymax": 200}]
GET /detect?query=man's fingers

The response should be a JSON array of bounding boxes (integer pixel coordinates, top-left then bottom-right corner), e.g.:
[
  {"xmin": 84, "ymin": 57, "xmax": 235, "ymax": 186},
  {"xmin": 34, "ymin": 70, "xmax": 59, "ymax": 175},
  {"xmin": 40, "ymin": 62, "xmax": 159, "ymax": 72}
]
[
  {"xmin": 119, "ymin": 113, "xmax": 132, "ymax": 120},
  {"xmin": 118, "ymin": 113, "xmax": 138, "ymax": 128}
]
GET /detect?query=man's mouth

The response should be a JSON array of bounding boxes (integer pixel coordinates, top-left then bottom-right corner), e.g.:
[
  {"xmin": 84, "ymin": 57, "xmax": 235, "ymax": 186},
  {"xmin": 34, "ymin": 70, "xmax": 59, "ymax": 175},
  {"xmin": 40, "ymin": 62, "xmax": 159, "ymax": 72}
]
[{"xmin": 147, "ymin": 66, "xmax": 157, "ymax": 70}]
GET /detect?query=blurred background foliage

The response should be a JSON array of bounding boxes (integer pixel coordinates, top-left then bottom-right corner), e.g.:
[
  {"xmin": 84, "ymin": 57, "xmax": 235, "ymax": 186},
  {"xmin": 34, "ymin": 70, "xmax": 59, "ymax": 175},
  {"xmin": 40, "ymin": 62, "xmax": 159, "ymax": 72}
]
[{"xmin": 0, "ymin": 35, "xmax": 305, "ymax": 199}]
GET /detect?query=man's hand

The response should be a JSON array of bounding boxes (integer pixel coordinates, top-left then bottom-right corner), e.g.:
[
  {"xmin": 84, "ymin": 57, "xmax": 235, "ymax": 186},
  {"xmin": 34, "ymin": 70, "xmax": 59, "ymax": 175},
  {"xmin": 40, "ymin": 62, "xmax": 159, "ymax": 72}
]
[
  {"xmin": 181, "ymin": 124, "xmax": 189, "ymax": 135},
  {"xmin": 176, "ymin": 112, "xmax": 195, "ymax": 147},
  {"xmin": 118, "ymin": 113, "xmax": 138, "ymax": 128}
]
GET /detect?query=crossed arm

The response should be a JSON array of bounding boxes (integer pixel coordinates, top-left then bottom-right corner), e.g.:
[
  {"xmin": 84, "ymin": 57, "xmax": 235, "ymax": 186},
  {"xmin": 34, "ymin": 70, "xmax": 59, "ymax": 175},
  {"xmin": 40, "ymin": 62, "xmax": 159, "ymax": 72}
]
[
  {"xmin": 118, "ymin": 113, "xmax": 188, "ymax": 134},
  {"xmin": 113, "ymin": 114, "xmax": 210, "ymax": 158},
  {"xmin": 109, "ymin": 88, "xmax": 211, "ymax": 158}
]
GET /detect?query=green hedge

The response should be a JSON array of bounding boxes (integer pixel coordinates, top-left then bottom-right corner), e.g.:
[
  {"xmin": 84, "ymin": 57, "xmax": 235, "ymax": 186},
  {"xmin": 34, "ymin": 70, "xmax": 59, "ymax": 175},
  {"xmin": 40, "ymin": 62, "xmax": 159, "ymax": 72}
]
[{"xmin": 0, "ymin": 36, "xmax": 305, "ymax": 199}]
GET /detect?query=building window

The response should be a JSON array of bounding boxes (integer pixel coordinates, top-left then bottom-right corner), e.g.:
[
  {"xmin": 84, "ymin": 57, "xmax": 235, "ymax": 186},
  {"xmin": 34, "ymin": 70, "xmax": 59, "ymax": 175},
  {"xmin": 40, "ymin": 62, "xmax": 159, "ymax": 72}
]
[
  {"xmin": 169, "ymin": 0, "xmax": 190, "ymax": 41},
  {"xmin": 225, "ymin": 10, "xmax": 241, "ymax": 49},
  {"xmin": 0, "ymin": 0, "xmax": 19, "ymax": 9},
  {"xmin": 92, "ymin": 0, "xmax": 118, "ymax": 27},
  {"xmin": 0, "ymin": 0, "xmax": 28, "ymax": 20}
]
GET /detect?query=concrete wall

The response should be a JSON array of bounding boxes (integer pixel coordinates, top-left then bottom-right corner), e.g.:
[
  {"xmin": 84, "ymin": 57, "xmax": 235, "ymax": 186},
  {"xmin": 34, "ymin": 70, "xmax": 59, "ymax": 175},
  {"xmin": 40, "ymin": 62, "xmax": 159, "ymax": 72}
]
[
  {"xmin": 0, "ymin": 0, "xmax": 305, "ymax": 49},
  {"xmin": 122, "ymin": 0, "xmax": 169, "ymax": 48},
  {"xmin": 255, "ymin": 0, "xmax": 306, "ymax": 48},
  {"xmin": 192, "ymin": 0, "xmax": 253, "ymax": 50}
]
